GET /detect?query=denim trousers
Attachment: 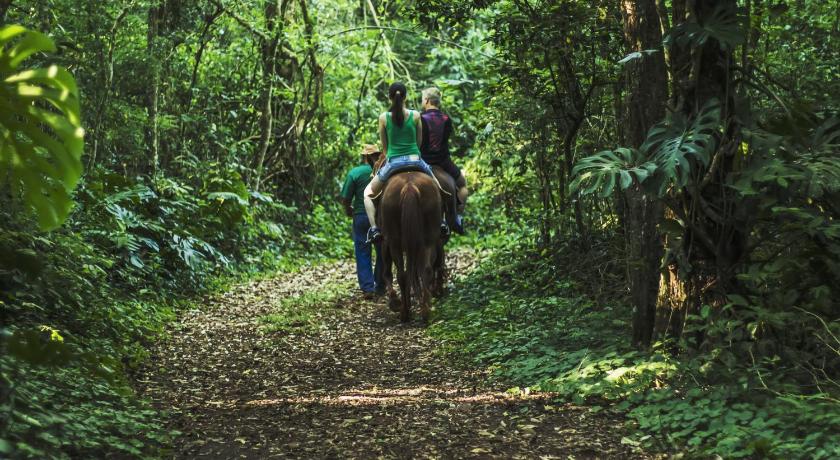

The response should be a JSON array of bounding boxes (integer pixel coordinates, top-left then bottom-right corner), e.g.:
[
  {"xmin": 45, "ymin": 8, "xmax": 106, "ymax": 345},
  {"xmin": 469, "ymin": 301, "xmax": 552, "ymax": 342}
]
[
  {"xmin": 376, "ymin": 155, "xmax": 434, "ymax": 181},
  {"xmin": 352, "ymin": 214, "xmax": 384, "ymax": 292}
]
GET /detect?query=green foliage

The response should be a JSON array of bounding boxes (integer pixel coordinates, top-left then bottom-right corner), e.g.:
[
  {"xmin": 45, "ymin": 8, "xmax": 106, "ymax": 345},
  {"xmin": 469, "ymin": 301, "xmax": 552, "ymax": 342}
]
[
  {"xmin": 1, "ymin": 351, "xmax": 173, "ymax": 459},
  {"xmin": 570, "ymin": 147, "xmax": 652, "ymax": 197},
  {"xmin": 666, "ymin": 4, "xmax": 745, "ymax": 50},
  {"xmin": 0, "ymin": 24, "xmax": 84, "ymax": 230},
  {"xmin": 626, "ymin": 387, "xmax": 840, "ymax": 458},
  {"xmin": 572, "ymin": 99, "xmax": 722, "ymax": 197},
  {"xmin": 642, "ymin": 99, "xmax": 720, "ymax": 188},
  {"xmin": 432, "ymin": 241, "xmax": 840, "ymax": 458},
  {"xmin": 259, "ymin": 280, "xmax": 351, "ymax": 334}
]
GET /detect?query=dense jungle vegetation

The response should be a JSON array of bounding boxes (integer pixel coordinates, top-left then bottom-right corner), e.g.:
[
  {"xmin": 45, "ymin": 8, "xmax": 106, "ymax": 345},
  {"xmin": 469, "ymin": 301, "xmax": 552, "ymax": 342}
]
[{"xmin": 1, "ymin": 0, "xmax": 838, "ymax": 457}]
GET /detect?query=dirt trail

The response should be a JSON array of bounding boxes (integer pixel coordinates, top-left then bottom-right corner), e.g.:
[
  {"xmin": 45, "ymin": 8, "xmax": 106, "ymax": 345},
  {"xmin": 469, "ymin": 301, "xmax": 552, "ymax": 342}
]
[{"xmin": 135, "ymin": 253, "xmax": 646, "ymax": 459}]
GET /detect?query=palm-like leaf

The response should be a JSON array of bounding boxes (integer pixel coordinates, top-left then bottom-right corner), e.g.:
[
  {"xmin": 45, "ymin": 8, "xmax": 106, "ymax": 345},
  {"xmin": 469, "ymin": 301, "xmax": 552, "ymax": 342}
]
[
  {"xmin": 570, "ymin": 147, "xmax": 655, "ymax": 198},
  {"xmin": 801, "ymin": 117, "xmax": 840, "ymax": 197},
  {"xmin": 0, "ymin": 25, "xmax": 84, "ymax": 230},
  {"xmin": 641, "ymin": 99, "xmax": 721, "ymax": 193},
  {"xmin": 665, "ymin": 4, "xmax": 745, "ymax": 51},
  {"xmin": 572, "ymin": 100, "xmax": 722, "ymax": 198}
]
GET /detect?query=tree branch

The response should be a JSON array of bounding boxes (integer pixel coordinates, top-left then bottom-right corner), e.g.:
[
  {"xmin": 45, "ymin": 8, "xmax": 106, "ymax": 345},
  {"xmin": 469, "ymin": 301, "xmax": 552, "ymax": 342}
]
[
  {"xmin": 325, "ymin": 25, "xmax": 503, "ymax": 63},
  {"xmin": 208, "ymin": 0, "xmax": 268, "ymax": 41}
]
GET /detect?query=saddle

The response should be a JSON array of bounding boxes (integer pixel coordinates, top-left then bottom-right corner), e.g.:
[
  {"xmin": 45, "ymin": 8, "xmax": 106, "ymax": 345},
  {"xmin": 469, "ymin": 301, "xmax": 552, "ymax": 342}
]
[{"xmin": 371, "ymin": 156, "xmax": 451, "ymax": 198}]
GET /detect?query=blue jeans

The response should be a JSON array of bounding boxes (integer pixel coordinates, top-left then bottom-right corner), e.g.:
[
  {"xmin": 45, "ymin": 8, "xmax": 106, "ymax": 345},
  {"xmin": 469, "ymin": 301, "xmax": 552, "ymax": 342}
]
[
  {"xmin": 353, "ymin": 213, "xmax": 384, "ymax": 293},
  {"xmin": 376, "ymin": 155, "xmax": 434, "ymax": 181}
]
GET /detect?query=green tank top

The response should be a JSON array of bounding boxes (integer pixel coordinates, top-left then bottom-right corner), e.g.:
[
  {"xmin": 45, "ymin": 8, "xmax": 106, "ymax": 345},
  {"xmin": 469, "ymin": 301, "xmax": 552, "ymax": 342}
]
[{"xmin": 385, "ymin": 110, "xmax": 421, "ymax": 159}]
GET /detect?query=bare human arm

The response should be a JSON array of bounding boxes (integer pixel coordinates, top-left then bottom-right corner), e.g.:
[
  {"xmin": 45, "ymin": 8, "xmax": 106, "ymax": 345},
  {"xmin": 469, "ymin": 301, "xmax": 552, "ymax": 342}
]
[
  {"xmin": 379, "ymin": 113, "xmax": 388, "ymax": 158},
  {"xmin": 414, "ymin": 110, "xmax": 422, "ymax": 149}
]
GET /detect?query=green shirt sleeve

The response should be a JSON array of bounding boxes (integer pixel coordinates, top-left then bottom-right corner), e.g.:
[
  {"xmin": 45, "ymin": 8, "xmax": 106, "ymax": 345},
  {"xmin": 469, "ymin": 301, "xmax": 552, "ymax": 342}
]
[{"xmin": 340, "ymin": 171, "xmax": 354, "ymax": 200}]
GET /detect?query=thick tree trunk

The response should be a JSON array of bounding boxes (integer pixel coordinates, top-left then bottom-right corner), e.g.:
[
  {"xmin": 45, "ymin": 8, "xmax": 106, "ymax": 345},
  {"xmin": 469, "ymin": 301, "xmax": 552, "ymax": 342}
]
[
  {"xmin": 620, "ymin": 0, "xmax": 669, "ymax": 347},
  {"xmin": 655, "ymin": 0, "xmax": 745, "ymax": 343}
]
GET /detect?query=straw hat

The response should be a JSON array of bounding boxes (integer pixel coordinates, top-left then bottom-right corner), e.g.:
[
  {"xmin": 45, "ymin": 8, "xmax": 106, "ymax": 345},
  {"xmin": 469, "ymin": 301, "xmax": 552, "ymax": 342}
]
[{"xmin": 361, "ymin": 144, "xmax": 381, "ymax": 156}]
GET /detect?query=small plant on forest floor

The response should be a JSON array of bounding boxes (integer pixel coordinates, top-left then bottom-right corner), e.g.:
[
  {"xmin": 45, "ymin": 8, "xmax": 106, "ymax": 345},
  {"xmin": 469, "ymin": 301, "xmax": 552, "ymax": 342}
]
[{"xmin": 258, "ymin": 281, "xmax": 353, "ymax": 333}]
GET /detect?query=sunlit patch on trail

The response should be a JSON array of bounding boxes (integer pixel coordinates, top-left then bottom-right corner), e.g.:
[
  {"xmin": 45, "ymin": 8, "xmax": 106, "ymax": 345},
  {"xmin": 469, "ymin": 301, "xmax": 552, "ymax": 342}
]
[{"xmin": 242, "ymin": 386, "xmax": 555, "ymax": 407}]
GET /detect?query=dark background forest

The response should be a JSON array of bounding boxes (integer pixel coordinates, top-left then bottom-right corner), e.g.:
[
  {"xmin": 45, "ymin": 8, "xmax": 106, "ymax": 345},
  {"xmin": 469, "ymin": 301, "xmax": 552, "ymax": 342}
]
[{"xmin": 1, "ymin": 0, "xmax": 838, "ymax": 457}]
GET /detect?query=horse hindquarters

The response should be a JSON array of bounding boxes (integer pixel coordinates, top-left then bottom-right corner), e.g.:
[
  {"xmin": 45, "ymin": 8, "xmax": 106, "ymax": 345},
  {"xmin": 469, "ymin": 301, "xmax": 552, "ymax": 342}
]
[
  {"xmin": 380, "ymin": 173, "xmax": 441, "ymax": 323},
  {"xmin": 399, "ymin": 183, "xmax": 424, "ymax": 322},
  {"xmin": 402, "ymin": 178, "xmax": 442, "ymax": 323}
]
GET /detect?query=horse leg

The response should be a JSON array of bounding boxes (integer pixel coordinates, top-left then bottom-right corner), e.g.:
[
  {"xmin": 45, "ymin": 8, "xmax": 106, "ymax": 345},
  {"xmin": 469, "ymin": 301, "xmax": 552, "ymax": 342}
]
[
  {"xmin": 399, "ymin": 272, "xmax": 410, "ymax": 322},
  {"xmin": 393, "ymin": 251, "xmax": 410, "ymax": 321},
  {"xmin": 387, "ymin": 285, "xmax": 400, "ymax": 312},
  {"xmin": 419, "ymin": 248, "xmax": 434, "ymax": 323},
  {"xmin": 431, "ymin": 242, "xmax": 447, "ymax": 297},
  {"xmin": 382, "ymin": 242, "xmax": 400, "ymax": 312}
]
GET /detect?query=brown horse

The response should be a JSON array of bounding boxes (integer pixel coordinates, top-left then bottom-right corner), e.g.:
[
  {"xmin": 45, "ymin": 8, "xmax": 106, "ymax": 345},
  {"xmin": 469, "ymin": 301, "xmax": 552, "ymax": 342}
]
[
  {"xmin": 430, "ymin": 165, "xmax": 457, "ymax": 296},
  {"xmin": 379, "ymin": 172, "xmax": 442, "ymax": 322}
]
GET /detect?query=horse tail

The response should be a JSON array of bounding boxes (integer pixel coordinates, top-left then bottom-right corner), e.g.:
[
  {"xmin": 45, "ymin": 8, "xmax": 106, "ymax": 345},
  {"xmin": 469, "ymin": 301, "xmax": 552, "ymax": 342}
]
[{"xmin": 400, "ymin": 182, "xmax": 424, "ymax": 302}]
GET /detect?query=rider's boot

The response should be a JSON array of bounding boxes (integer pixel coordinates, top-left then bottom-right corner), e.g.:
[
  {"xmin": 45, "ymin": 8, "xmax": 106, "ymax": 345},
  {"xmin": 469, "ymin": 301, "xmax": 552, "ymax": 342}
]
[
  {"xmin": 440, "ymin": 220, "xmax": 450, "ymax": 241},
  {"xmin": 453, "ymin": 214, "xmax": 465, "ymax": 235}
]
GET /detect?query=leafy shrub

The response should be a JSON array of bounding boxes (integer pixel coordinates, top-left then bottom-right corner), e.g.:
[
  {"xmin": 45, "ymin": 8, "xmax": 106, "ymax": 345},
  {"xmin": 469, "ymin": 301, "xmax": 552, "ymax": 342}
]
[
  {"xmin": 0, "ymin": 24, "xmax": 84, "ymax": 230},
  {"xmin": 431, "ymin": 240, "xmax": 840, "ymax": 458},
  {"xmin": 1, "ymin": 349, "xmax": 172, "ymax": 459},
  {"xmin": 0, "ymin": 162, "xmax": 299, "ymax": 458}
]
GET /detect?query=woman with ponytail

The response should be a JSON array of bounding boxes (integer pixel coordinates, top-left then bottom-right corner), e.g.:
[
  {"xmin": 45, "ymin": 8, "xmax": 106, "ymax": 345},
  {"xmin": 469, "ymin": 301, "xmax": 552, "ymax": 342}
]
[{"xmin": 363, "ymin": 82, "xmax": 439, "ymax": 243}]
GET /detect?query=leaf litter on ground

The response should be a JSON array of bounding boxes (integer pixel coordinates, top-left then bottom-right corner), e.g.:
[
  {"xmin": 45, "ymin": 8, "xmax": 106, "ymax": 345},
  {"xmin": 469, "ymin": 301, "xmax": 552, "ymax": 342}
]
[{"xmin": 133, "ymin": 250, "xmax": 651, "ymax": 458}]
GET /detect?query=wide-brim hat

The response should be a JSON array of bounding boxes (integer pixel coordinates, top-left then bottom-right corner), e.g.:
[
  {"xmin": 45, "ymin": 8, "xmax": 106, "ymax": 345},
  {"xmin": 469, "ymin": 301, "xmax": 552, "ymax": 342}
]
[{"xmin": 361, "ymin": 144, "xmax": 381, "ymax": 156}]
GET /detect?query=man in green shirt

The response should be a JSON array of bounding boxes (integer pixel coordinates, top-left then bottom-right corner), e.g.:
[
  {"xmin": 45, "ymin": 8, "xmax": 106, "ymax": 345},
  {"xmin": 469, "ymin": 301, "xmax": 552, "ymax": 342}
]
[{"xmin": 340, "ymin": 144, "xmax": 384, "ymax": 297}]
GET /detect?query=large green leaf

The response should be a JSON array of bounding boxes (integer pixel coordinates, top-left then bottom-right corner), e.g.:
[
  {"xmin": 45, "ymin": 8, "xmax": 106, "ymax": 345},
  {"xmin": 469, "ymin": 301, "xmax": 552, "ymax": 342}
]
[
  {"xmin": 571, "ymin": 147, "xmax": 656, "ymax": 198},
  {"xmin": 0, "ymin": 25, "xmax": 84, "ymax": 230},
  {"xmin": 665, "ymin": 4, "xmax": 745, "ymax": 51},
  {"xmin": 641, "ymin": 99, "xmax": 722, "ymax": 193}
]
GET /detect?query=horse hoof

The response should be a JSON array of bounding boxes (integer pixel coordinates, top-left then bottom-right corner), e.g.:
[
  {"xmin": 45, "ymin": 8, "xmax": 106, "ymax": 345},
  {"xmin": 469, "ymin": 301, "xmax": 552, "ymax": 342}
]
[{"xmin": 388, "ymin": 297, "xmax": 401, "ymax": 312}]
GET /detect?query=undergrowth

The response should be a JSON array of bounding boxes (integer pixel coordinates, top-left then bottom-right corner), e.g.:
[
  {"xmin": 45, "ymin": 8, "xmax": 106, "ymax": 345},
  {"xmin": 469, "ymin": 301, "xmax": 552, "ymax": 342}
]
[
  {"xmin": 430, "ymin": 238, "xmax": 840, "ymax": 459},
  {"xmin": 0, "ymin": 172, "xmax": 350, "ymax": 458}
]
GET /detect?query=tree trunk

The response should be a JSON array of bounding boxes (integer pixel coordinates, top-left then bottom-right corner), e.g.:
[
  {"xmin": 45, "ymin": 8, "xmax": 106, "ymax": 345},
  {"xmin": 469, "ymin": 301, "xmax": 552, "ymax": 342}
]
[
  {"xmin": 0, "ymin": 0, "xmax": 13, "ymax": 24},
  {"xmin": 91, "ymin": 2, "xmax": 130, "ymax": 170},
  {"xmin": 146, "ymin": 2, "xmax": 162, "ymax": 178},
  {"xmin": 251, "ymin": 0, "xmax": 283, "ymax": 192},
  {"xmin": 619, "ymin": 0, "xmax": 669, "ymax": 347},
  {"xmin": 654, "ymin": 0, "xmax": 745, "ymax": 343}
]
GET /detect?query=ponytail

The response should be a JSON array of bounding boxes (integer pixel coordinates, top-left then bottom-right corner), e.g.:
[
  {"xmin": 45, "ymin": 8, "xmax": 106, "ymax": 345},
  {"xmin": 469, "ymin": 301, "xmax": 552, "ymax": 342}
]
[{"xmin": 388, "ymin": 82, "xmax": 408, "ymax": 128}]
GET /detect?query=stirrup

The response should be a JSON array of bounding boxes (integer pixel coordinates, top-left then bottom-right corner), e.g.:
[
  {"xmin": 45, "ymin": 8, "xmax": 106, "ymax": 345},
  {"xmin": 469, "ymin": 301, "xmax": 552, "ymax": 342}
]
[{"xmin": 366, "ymin": 227, "xmax": 382, "ymax": 244}]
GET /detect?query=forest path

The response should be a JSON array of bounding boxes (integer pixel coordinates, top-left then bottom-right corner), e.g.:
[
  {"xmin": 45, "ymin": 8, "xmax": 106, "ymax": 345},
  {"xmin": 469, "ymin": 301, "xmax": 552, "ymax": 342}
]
[{"xmin": 135, "ymin": 252, "xmax": 644, "ymax": 459}]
